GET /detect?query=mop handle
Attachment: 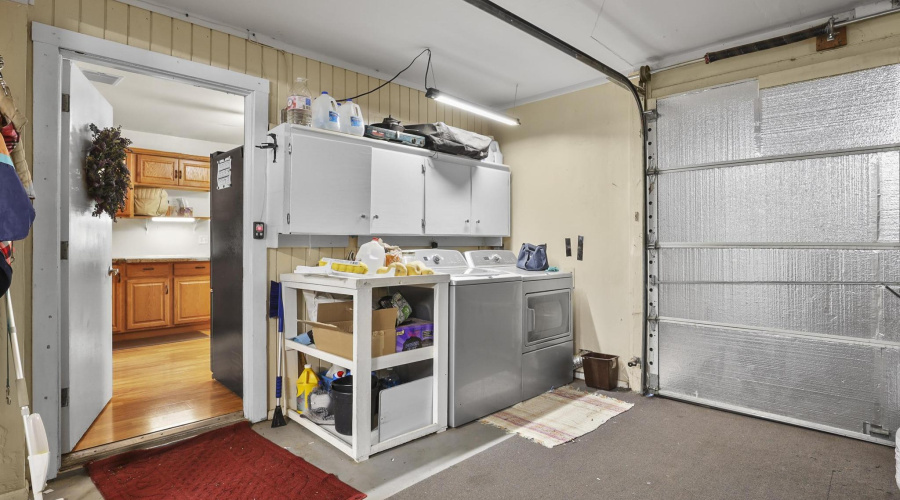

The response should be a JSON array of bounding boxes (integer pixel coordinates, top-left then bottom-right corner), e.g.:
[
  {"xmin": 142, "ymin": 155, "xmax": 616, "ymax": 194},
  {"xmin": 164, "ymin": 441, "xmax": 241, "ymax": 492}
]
[{"xmin": 5, "ymin": 291, "xmax": 29, "ymax": 408}]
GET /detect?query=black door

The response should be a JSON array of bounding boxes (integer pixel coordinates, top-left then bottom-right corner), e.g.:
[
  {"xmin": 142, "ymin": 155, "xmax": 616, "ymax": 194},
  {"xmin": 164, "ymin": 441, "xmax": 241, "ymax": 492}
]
[{"xmin": 210, "ymin": 147, "xmax": 243, "ymax": 397}]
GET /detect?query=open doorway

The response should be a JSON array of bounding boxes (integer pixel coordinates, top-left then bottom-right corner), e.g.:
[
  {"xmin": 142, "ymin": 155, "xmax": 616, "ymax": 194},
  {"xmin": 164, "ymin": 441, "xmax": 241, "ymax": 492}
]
[{"xmin": 67, "ymin": 61, "xmax": 244, "ymax": 452}]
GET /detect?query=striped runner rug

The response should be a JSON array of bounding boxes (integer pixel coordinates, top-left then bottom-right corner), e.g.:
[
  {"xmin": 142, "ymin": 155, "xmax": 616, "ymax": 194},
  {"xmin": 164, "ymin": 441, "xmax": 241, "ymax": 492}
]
[{"xmin": 481, "ymin": 386, "xmax": 634, "ymax": 448}]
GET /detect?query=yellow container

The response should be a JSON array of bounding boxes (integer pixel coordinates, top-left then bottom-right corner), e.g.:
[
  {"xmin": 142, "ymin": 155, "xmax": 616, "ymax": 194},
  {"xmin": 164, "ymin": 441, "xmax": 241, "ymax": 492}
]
[{"xmin": 297, "ymin": 364, "xmax": 319, "ymax": 414}]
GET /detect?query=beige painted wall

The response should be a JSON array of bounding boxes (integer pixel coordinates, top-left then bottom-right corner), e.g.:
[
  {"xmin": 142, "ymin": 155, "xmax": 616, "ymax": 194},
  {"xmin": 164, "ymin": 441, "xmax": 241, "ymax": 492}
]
[
  {"xmin": 494, "ymin": 83, "xmax": 645, "ymax": 381},
  {"xmin": 0, "ymin": 0, "xmax": 494, "ymax": 496}
]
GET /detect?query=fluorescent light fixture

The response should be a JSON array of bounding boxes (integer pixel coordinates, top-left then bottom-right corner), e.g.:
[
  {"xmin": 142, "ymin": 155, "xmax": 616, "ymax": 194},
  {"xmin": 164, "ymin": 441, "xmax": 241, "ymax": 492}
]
[
  {"xmin": 426, "ymin": 88, "xmax": 520, "ymax": 126},
  {"xmin": 150, "ymin": 217, "xmax": 196, "ymax": 222}
]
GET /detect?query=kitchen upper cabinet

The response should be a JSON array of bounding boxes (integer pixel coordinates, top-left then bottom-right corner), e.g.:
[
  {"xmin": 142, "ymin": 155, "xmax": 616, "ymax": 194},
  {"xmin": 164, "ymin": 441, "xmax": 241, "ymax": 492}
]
[
  {"xmin": 125, "ymin": 276, "xmax": 171, "ymax": 330},
  {"xmin": 179, "ymin": 159, "xmax": 211, "ymax": 189},
  {"xmin": 173, "ymin": 275, "xmax": 211, "ymax": 325},
  {"xmin": 425, "ymin": 160, "xmax": 472, "ymax": 235},
  {"xmin": 134, "ymin": 154, "xmax": 179, "ymax": 187},
  {"xmin": 289, "ymin": 134, "xmax": 372, "ymax": 235},
  {"xmin": 370, "ymin": 149, "xmax": 426, "ymax": 235},
  {"xmin": 471, "ymin": 167, "xmax": 510, "ymax": 236}
]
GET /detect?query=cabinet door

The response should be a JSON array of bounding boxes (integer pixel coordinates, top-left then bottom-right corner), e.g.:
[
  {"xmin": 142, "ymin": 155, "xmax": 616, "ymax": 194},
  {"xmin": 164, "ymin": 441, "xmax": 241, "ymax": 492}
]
[
  {"xmin": 125, "ymin": 277, "xmax": 171, "ymax": 330},
  {"xmin": 370, "ymin": 149, "xmax": 426, "ymax": 235},
  {"xmin": 134, "ymin": 154, "xmax": 179, "ymax": 187},
  {"xmin": 425, "ymin": 159, "xmax": 472, "ymax": 235},
  {"xmin": 173, "ymin": 275, "xmax": 211, "ymax": 325},
  {"xmin": 290, "ymin": 134, "xmax": 371, "ymax": 234},
  {"xmin": 116, "ymin": 153, "xmax": 135, "ymax": 218},
  {"xmin": 471, "ymin": 167, "xmax": 510, "ymax": 236},
  {"xmin": 179, "ymin": 158, "xmax": 211, "ymax": 190},
  {"xmin": 111, "ymin": 265, "xmax": 124, "ymax": 333}
]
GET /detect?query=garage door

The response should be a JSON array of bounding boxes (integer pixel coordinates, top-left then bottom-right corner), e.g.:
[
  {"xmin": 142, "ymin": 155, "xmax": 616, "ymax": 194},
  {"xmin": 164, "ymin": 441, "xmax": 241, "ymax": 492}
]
[{"xmin": 647, "ymin": 66, "xmax": 900, "ymax": 445}]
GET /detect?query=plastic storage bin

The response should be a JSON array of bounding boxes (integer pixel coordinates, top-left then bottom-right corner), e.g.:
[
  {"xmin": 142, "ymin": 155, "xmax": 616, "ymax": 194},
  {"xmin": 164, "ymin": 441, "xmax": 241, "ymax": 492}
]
[
  {"xmin": 582, "ymin": 352, "xmax": 618, "ymax": 390},
  {"xmin": 331, "ymin": 375, "xmax": 378, "ymax": 436}
]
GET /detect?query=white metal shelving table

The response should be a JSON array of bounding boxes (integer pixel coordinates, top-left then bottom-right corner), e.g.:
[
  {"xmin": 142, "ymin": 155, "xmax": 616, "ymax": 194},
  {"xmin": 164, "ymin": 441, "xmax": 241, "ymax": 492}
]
[{"xmin": 280, "ymin": 272, "xmax": 449, "ymax": 462}]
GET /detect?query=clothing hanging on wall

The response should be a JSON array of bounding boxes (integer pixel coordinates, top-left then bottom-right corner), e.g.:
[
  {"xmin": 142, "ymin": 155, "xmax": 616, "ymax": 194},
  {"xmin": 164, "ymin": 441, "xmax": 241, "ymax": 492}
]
[
  {"xmin": 0, "ymin": 135, "xmax": 34, "ymax": 241},
  {"xmin": 0, "ymin": 54, "xmax": 34, "ymax": 200}
]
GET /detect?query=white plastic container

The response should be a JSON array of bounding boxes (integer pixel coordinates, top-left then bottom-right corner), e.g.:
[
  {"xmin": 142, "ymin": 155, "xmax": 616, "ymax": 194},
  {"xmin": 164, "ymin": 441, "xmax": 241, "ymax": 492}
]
[
  {"xmin": 286, "ymin": 77, "xmax": 313, "ymax": 126},
  {"xmin": 357, "ymin": 238, "xmax": 386, "ymax": 274},
  {"xmin": 312, "ymin": 91, "xmax": 341, "ymax": 132},
  {"xmin": 339, "ymin": 99, "xmax": 365, "ymax": 136}
]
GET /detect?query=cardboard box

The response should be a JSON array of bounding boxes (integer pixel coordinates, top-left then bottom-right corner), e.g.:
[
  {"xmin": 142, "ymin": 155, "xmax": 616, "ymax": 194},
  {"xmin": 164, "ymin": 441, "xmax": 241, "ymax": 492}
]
[{"xmin": 303, "ymin": 302, "xmax": 398, "ymax": 360}]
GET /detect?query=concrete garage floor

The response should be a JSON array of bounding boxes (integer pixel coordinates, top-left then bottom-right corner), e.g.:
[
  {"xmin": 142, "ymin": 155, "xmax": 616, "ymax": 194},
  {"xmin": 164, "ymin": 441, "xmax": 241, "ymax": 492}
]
[{"xmin": 47, "ymin": 384, "xmax": 898, "ymax": 500}]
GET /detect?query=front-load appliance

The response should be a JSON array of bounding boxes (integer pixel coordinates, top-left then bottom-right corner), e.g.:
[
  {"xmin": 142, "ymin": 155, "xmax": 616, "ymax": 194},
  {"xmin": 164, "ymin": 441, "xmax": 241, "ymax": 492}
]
[
  {"xmin": 465, "ymin": 250, "xmax": 574, "ymax": 400},
  {"xmin": 405, "ymin": 249, "xmax": 523, "ymax": 427}
]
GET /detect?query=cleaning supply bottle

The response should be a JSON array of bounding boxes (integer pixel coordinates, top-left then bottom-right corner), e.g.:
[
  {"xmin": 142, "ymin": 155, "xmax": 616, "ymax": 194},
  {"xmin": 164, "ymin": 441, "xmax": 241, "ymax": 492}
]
[
  {"xmin": 286, "ymin": 77, "xmax": 313, "ymax": 126},
  {"xmin": 297, "ymin": 364, "xmax": 319, "ymax": 414},
  {"xmin": 357, "ymin": 238, "xmax": 386, "ymax": 275},
  {"xmin": 339, "ymin": 99, "xmax": 365, "ymax": 136},
  {"xmin": 312, "ymin": 91, "xmax": 341, "ymax": 131}
]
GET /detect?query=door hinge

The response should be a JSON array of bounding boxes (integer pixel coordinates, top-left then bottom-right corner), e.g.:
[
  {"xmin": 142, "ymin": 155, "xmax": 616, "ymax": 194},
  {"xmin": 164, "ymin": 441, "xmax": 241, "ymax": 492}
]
[
  {"xmin": 288, "ymin": 143, "xmax": 292, "ymax": 155},
  {"xmin": 421, "ymin": 163, "xmax": 425, "ymax": 174},
  {"xmin": 60, "ymin": 241, "xmax": 69, "ymax": 260},
  {"xmin": 61, "ymin": 387, "xmax": 69, "ymax": 408},
  {"xmin": 61, "ymin": 93, "xmax": 70, "ymax": 113}
]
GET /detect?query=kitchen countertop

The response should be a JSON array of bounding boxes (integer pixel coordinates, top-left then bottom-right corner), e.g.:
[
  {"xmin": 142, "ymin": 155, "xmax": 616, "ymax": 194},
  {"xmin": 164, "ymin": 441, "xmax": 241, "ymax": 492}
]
[{"xmin": 113, "ymin": 257, "xmax": 209, "ymax": 263}]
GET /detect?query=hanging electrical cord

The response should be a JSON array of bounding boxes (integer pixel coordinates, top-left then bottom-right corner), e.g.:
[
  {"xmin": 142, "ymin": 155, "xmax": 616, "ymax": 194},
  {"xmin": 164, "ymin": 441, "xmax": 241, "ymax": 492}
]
[{"xmin": 338, "ymin": 48, "xmax": 432, "ymax": 102}]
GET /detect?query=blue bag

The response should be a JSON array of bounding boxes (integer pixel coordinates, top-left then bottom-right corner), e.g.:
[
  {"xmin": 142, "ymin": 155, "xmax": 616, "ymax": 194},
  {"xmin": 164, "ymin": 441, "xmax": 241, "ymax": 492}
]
[
  {"xmin": 517, "ymin": 243, "xmax": 549, "ymax": 271},
  {"xmin": 0, "ymin": 153, "xmax": 34, "ymax": 241}
]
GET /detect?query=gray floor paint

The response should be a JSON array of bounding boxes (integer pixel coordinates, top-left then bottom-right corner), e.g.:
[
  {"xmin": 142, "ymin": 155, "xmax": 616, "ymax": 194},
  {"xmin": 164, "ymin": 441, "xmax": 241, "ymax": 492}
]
[{"xmin": 46, "ymin": 384, "xmax": 898, "ymax": 500}]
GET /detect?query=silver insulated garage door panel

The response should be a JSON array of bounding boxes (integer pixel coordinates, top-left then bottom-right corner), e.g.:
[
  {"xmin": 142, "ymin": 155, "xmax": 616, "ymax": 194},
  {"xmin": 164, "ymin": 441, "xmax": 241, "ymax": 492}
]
[{"xmin": 652, "ymin": 67, "xmax": 900, "ymax": 445}]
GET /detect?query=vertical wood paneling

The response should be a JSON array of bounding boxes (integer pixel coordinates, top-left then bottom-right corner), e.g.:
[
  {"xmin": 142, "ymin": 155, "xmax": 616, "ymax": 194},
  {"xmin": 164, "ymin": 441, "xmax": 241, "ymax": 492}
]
[
  {"xmin": 191, "ymin": 25, "xmax": 211, "ymax": 65},
  {"xmin": 210, "ymin": 31, "xmax": 229, "ymax": 69},
  {"xmin": 389, "ymin": 83, "xmax": 401, "ymax": 121},
  {"xmin": 452, "ymin": 108, "xmax": 461, "ymax": 128},
  {"xmin": 435, "ymin": 101, "xmax": 445, "ymax": 123},
  {"xmin": 419, "ymin": 91, "xmax": 428, "ymax": 123},
  {"xmin": 409, "ymin": 88, "xmax": 418, "ymax": 125},
  {"xmin": 80, "ymin": 0, "xmax": 106, "ymax": 39},
  {"xmin": 276, "ymin": 51, "xmax": 293, "ymax": 120},
  {"xmin": 171, "ymin": 19, "xmax": 192, "ymax": 60},
  {"xmin": 474, "ymin": 116, "xmax": 482, "ymax": 135},
  {"xmin": 320, "ymin": 63, "xmax": 333, "ymax": 94},
  {"xmin": 378, "ymin": 78, "xmax": 390, "ymax": 123},
  {"xmin": 332, "ymin": 67, "xmax": 345, "ymax": 100},
  {"xmin": 127, "ymin": 7, "xmax": 152, "ymax": 50},
  {"xmin": 306, "ymin": 59, "xmax": 320, "ymax": 95},
  {"xmin": 262, "ymin": 46, "xmax": 279, "ymax": 124},
  {"xmin": 33, "ymin": 0, "xmax": 53, "ymax": 25},
  {"xmin": 149, "ymin": 12, "xmax": 172, "ymax": 55},
  {"xmin": 427, "ymin": 96, "xmax": 436, "ymax": 122},
  {"xmin": 105, "ymin": 1, "xmax": 128, "ymax": 44},
  {"xmin": 54, "ymin": 0, "xmax": 80, "ymax": 32},
  {"xmin": 467, "ymin": 111, "xmax": 475, "ymax": 132},
  {"xmin": 246, "ymin": 42, "xmax": 262, "ymax": 78},
  {"xmin": 228, "ymin": 35, "xmax": 246, "ymax": 73},
  {"xmin": 357, "ymin": 73, "xmax": 370, "ymax": 124},
  {"xmin": 344, "ymin": 70, "xmax": 358, "ymax": 116}
]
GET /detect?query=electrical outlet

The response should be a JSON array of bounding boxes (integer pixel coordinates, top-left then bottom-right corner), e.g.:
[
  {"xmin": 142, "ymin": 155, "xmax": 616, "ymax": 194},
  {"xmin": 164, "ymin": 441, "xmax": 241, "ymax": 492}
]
[{"xmin": 199, "ymin": 236, "xmax": 209, "ymax": 244}]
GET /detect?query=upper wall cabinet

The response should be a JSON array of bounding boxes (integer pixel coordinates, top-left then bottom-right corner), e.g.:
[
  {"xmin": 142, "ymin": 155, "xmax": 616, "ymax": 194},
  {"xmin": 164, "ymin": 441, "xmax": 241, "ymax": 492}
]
[
  {"xmin": 131, "ymin": 148, "xmax": 211, "ymax": 192},
  {"xmin": 267, "ymin": 125, "xmax": 509, "ymax": 241}
]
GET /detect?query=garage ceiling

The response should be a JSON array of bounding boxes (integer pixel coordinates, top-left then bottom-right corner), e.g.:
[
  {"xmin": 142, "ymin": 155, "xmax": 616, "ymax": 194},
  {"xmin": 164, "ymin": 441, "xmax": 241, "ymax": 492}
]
[{"xmin": 130, "ymin": 0, "xmax": 881, "ymax": 108}]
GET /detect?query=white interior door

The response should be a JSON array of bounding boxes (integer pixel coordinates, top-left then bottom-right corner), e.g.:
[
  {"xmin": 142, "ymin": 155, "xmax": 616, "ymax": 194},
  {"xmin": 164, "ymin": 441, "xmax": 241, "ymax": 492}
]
[
  {"xmin": 425, "ymin": 159, "xmax": 472, "ymax": 235},
  {"xmin": 60, "ymin": 60, "xmax": 114, "ymax": 452},
  {"xmin": 370, "ymin": 148, "xmax": 425, "ymax": 235},
  {"xmin": 471, "ymin": 166, "xmax": 510, "ymax": 236}
]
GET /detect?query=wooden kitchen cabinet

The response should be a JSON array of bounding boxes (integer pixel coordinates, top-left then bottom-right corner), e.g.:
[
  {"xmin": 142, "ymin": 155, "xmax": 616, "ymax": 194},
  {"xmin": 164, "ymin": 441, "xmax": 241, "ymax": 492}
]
[
  {"xmin": 173, "ymin": 276, "xmax": 211, "ymax": 325},
  {"xmin": 129, "ymin": 148, "xmax": 211, "ymax": 192},
  {"xmin": 111, "ymin": 264, "xmax": 125, "ymax": 333},
  {"xmin": 179, "ymin": 159, "xmax": 211, "ymax": 189},
  {"xmin": 134, "ymin": 154, "xmax": 179, "ymax": 187},
  {"xmin": 125, "ymin": 276, "xmax": 171, "ymax": 331}
]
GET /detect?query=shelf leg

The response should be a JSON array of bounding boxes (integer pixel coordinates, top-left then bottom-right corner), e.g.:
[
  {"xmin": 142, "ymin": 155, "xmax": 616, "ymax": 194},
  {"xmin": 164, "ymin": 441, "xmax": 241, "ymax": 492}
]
[
  {"xmin": 352, "ymin": 287, "xmax": 373, "ymax": 460},
  {"xmin": 433, "ymin": 282, "xmax": 449, "ymax": 429}
]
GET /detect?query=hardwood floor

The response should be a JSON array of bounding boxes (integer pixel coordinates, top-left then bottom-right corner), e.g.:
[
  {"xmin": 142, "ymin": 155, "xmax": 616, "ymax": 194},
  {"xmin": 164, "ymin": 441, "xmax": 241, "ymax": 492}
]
[{"xmin": 72, "ymin": 334, "xmax": 243, "ymax": 451}]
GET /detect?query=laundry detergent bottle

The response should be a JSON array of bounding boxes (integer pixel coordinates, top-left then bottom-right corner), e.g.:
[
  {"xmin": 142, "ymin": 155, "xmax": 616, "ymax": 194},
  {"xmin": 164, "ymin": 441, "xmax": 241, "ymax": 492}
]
[
  {"xmin": 312, "ymin": 91, "xmax": 341, "ymax": 132},
  {"xmin": 297, "ymin": 364, "xmax": 319, "ymax": 414},
  {"xmin": 339, "ymin": 99, "xmax": 365, "ymax": 136}
]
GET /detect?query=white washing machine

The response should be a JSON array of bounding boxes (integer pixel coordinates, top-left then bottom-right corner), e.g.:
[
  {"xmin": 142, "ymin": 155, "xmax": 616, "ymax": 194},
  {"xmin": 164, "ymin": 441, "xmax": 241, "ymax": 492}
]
[
  {"xmin": 405, "ymin": 249, "xmax": 524, "ymax": 427},
  {"xmin": 465, "ymin": 250, "xmax": 575, "ymax": 400}
]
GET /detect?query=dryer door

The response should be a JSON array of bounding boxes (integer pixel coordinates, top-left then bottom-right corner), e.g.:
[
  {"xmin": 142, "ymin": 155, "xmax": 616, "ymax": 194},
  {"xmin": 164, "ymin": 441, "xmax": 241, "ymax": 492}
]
[{"xmin": 524, "ymin": 288, "xmax": 572, "ymax": 348}]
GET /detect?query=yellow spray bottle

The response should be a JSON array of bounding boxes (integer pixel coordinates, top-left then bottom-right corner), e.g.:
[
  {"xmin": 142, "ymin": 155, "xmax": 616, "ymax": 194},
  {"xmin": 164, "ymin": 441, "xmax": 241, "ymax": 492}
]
[{"xmin": 297, "ymin": 364, "xmax": 319, "ymax": 414}]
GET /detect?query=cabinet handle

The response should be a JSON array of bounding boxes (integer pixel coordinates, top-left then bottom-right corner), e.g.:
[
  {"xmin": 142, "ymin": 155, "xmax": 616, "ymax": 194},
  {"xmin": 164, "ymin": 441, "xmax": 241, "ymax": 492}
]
[
  {"xmin": 465, "ymin": 219, "xmax": 470, "ymax": 223},
  {"xmin": 476, "ymin": 220, "xmax": 481, "ymax": 224},
  {"xmin": 165, "ymin": 284, "xmax": 169, "ymax": 295},
  {"xmin": 142, "ymin": 267, "xmax": 154, "ymax": 271},
  {"xmin": 195, "ymin": 266, "xmax": 205, "ymax": 269},
  {"xmin": 360, "ymin": 214, "xmax": 367, "ymax": 219},
  {"xmin": 373, "ymin": 215, "xmax": 379, "ymax": 219}
]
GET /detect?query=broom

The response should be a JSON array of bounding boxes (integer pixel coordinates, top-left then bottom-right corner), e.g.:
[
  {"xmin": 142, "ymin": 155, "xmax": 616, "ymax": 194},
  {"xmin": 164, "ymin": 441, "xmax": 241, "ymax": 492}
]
[{"xmin": 270, "ymin": 282, "xmax": 286, "ymax": 428}]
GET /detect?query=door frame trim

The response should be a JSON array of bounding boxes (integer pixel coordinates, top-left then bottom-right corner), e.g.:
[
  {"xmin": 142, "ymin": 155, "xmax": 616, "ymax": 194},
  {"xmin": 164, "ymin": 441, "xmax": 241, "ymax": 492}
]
[{"xmin": 31, "ymin": 22, "xmax": 270, "ymax": 479}]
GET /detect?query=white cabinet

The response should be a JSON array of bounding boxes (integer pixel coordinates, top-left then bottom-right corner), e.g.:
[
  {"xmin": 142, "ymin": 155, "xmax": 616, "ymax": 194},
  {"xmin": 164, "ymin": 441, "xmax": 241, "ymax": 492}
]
[
  {"xmin": 471, "ymin": 167, "xmax": 510, "ymax": 236},
  {"xmin": 425, "ymin": 160, "xmax": 472, "ymax": 235},
  {"xmin": 288, "ymin": 133, "xmax": 371, "ymax": 235},
  {"xmin": 370, "ymin": 149, "xmax": 426, "ymax": 235}
]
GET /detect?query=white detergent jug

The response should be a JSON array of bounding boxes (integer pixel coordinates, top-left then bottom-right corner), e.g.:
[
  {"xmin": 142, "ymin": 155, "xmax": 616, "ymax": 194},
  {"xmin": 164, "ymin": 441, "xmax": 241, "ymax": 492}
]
[
  {"xmin": 312, "ymin": 92, "xmax": 341, "ymax": 132},
  {"xmin": 339, "ymin": 99, "xmax": 365, "ymax": 136},
  {"xmin": 357, "ymin": 238, "xmax": 386, "ymax": 274}
]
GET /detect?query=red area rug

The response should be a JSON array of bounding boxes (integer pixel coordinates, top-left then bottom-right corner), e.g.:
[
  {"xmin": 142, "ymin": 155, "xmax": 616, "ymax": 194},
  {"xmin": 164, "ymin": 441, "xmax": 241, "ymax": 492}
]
[{"xmin": 87, "ymin": 421, "xmax": 365, "ymax": 500}]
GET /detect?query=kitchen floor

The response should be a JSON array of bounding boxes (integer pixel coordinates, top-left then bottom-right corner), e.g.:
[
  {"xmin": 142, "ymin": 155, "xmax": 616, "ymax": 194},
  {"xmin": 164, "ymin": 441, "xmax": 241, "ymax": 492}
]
[
  {"xmin": 72, "ymin": 332, "xmax": 243, "ymax": 451},
  {"xmin": 49, "ymin": 381, "xmax": 898, "ymax": 499}
]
